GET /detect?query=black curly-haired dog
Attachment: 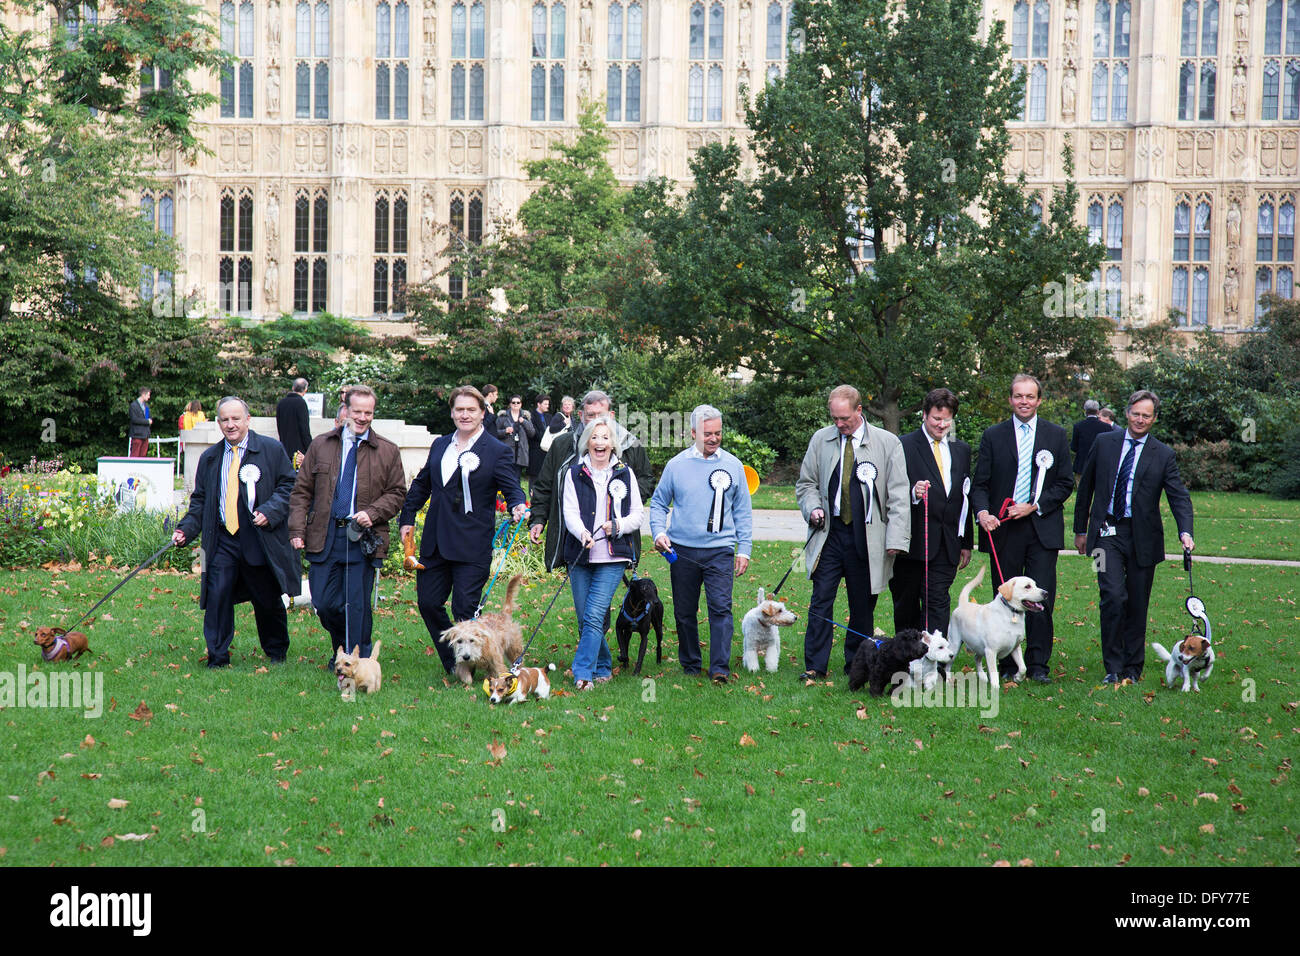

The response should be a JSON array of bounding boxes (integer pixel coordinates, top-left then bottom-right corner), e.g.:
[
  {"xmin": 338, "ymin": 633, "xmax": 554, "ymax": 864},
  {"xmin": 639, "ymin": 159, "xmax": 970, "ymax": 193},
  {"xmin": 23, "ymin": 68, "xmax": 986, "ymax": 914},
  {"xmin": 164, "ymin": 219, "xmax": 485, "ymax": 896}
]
[
  {"xmin": 848, "ymin": 629, "xmax": 930, "ymax": 696},
  {"xmin": 615, "ymin": 573, "xmax": 664, "ymax": 675}
]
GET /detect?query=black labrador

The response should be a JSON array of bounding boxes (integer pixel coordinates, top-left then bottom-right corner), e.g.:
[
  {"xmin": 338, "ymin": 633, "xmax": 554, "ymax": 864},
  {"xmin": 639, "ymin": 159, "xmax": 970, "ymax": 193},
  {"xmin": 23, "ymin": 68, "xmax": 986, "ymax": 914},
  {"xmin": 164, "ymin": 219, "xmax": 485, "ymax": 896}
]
[{"xmin": 615, "ymin": 573, "xmax": 664, "ymax": 675}]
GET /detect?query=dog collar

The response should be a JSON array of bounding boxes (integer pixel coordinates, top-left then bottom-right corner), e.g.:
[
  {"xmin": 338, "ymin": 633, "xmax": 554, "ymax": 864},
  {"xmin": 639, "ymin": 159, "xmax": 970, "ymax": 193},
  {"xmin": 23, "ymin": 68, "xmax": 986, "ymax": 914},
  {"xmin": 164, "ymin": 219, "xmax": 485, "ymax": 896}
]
[
  {"xmin": 997, "ymin": 594, "xmax": 1021, "ymax": 616},
  {"xmin": 42, "ymin": 635, "xmax": 69, "ymax": 661}
]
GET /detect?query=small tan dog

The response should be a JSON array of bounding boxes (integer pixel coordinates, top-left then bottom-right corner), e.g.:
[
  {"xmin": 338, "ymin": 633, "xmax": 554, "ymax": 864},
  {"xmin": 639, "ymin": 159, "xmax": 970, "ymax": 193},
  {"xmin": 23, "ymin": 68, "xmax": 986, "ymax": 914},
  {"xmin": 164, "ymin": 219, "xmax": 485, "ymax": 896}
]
[
  {"xmin": 1152, "ymin": 635, "xmax": 1215, "ymax": 692},
  {"xmin": 439, "ymin": 575, "xmax": 524, "ymax": 685},
  {"xmin": 487, "ymin": 663, "xmax": 555, "ymax": 704},
  {"xmin": 335, "ymin": 641, "xmax": 383, "ymax": 694},
  {"xmin": 34, "ymin": 626, "xmax": 90, "ymax": 662}
]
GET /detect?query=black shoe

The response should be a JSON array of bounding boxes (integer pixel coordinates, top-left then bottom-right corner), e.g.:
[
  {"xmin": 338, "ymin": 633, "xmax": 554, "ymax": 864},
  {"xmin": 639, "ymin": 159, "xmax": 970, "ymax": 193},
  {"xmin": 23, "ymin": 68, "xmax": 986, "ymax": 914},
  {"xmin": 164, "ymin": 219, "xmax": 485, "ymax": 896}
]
[
  {"xmin": 1103, "ymin": 672, "xmax": 1121, "ymax": 684},
  {"xmin": 799, "ymin": 670, "xmax": 826, "ymax": 681},
  {"xmin": 267, "ymin": 656, "xmax": 287, "ymax": 665},
  {"xmin": 711, "ymin": 673, "xmax": 730, "ymax": 686},
  {"xmin": 1028, "ymin": 669, "xmax": 1051, "ymax": 684},
  {"xmin": 682, "ymin": 668, "xmax": 702, "ymax": 677},
  {"xmin": 1124, "ymin": 670, "xmax": 1142, "ymax": 683}
]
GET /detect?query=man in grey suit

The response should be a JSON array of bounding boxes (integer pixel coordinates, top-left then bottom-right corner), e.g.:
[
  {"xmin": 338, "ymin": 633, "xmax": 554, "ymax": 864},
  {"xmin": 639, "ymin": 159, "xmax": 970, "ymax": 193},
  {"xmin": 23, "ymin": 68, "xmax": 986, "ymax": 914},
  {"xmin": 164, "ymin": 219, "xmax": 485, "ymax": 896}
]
[{"xmin": 796, "ymin": 384, "xmax": 910, "ymax": 680}]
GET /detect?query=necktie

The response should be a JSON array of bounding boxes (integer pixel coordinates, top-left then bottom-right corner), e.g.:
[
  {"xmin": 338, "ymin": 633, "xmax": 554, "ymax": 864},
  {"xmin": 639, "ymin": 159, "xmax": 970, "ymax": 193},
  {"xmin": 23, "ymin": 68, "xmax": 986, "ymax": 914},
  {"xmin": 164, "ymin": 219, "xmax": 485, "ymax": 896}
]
[
  {"xmin": 1111, "ymin": 438, "xmax": 1138, "ymax": 519},
  {"xmin": 333, "ymin": 436, "xmax": 357, "ymax": 518},
  {"xmin": 840, "ymin": 437, "xmax": 854, "ymax": 525},
  {"xmin": 1014, "ymin": 423, "xmax": 1033, "ymax": 503},
  {"xmin": 223, "ymin": 445, "xmax": 241, "ymax": 534}
]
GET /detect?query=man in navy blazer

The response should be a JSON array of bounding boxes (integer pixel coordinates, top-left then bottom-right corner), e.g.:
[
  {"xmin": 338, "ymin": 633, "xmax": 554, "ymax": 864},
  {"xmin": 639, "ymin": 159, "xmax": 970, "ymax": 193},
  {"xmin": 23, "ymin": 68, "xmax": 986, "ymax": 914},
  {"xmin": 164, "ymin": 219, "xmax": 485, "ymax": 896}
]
[
  {"xmin": 400, "ymin": 385, "xmax": 528, "ymax": 675},
  {"xmin": 173, "ymin": 396, "xmax": 301, "ymax": 668},
  {"xmin": 1074, "ymin": 389, "xmax": 1195, "ymax": 684},
  {"xmin": 890, "ymin": 388, "xmax": 974, "ymax": 637},
  {"xmin": 1071, "ymin": 399, "xmax": 1113, "ymax": 477},
  {"xmin": 970, "ymin": 374, "xmax": 1074, "ymax": 683}
]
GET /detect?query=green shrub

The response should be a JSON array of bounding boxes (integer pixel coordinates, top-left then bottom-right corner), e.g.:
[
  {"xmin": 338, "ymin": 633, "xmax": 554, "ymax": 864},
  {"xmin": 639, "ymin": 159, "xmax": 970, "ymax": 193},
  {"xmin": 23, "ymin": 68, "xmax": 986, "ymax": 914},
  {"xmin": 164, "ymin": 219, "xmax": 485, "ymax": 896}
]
[
  {"xmin": 725, "ymin": 433, "xmax": 777, "ymax": 479},
  {"xmin": 1169, "ymin": 440, "xmax": 1240, "ymax": 491}
]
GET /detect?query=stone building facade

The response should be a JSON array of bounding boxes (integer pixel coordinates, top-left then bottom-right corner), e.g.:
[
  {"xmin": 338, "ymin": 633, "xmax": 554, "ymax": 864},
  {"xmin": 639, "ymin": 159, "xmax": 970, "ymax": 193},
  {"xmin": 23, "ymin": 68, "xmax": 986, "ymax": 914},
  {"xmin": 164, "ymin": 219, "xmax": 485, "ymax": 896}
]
[{"xmin": 17, "ymin": 1, "xmax": 1300, "ymax": 337}]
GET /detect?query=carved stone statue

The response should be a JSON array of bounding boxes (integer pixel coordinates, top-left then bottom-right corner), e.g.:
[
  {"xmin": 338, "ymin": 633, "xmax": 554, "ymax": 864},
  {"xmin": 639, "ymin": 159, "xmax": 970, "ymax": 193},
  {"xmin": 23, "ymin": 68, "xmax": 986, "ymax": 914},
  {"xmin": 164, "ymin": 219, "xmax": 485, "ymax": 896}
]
[
  {"xmin": 1226, "ymin": 199, "xmax": 1243, "ymax": 250},
  {"xmin": 1061, "ymin": 68, "xmax": 1077, "ymax": 120},
  {"xmin": 266, "ymin": 65, "xmax": 280, "ymax": 118},
  {"xmin": 421, "ymin": 193, "xmax": 436, "ymax": 244},
  {"xmin": 1236, "ymin": 0, "xmax": 1250, "ymax": 40},
  {"xmin": 267, "ymin": 0, "xmax": 281, "ymax": 56},
  {"xmin": 424, "ymin": 0, "xmax": 436, "ymax": 50},
  {"xmin": 739, "ymin": 1, "xmax": 752, "ymax": 58},
  {"xmin": 263, "ymin": 258, "xmax": 278, "ymax": 310},
  {"xmin": 265, "ymin": 190, "xmax": 279, "ymax": 246},
  {"xmin": 422, "ymin": 64, "xmax": 436, "ymax": 120},
  {"xmin": 579, "ymin": 0, "xmax": 593, "ymax": 57},
  {"xmin": 1224, "ymin": 268, "xmax": 1239, "ymax": 313},
  {"xmin": 1231, "ymin": 65, "xmax": 1246, "ymax": 120}
]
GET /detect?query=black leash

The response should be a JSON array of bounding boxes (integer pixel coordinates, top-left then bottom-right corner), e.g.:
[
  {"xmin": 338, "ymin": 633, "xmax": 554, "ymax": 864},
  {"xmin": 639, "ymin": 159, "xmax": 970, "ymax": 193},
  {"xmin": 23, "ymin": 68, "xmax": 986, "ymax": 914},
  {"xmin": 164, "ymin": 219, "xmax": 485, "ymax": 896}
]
[
  {"xmin": 1183, "ymin": 546, "xmax": 1210, "ymax": 638},
  {"xmin": 768, "ymin": 522, "xmax": 820, "ymax": 596},
  {"xmin": 62, "ymin": 541, "xmax": 174, "ymax": 634},
  {"xmin": 510, "ymin": 568, "xmax": 570, "ymax": 673}
]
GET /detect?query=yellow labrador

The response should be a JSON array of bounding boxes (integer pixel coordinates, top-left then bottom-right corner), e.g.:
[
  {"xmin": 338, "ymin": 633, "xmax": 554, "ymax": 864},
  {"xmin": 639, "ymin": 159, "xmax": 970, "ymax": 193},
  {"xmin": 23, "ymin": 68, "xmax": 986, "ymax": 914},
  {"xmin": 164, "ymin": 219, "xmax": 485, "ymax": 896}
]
[{"xmin": 947, "ymin": 566, "xmax": 1047, "ymax": 684}]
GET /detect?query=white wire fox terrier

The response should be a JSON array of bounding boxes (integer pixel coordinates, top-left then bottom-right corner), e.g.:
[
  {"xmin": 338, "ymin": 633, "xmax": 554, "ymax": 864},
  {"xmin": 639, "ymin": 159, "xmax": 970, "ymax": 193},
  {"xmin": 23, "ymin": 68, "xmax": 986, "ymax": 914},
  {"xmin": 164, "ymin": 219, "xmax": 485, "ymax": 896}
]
[{"xmin": 741, "ymin": 588, "xmax": 799, "ymax": 673}]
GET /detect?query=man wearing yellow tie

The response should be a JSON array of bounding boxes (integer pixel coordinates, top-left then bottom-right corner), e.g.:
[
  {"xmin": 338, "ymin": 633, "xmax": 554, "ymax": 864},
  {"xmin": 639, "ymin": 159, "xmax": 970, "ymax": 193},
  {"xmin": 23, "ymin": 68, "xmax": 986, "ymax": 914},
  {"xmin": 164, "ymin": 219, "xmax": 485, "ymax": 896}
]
[
  {"xmin": 890, "ymin": 388, "xmax": 974, "ymax": 637},
  {"xmin": 173, "ymin": 397, "xmax": 301, "ymax": 668}
]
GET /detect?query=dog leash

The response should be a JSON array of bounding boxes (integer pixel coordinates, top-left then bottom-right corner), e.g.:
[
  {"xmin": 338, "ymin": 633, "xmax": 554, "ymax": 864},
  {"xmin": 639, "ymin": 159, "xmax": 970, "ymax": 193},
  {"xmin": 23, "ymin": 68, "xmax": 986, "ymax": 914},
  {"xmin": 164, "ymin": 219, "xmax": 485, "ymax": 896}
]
[
  {"xmin": 981, "ymin": 497, "xmax": 1015, "ymax": 587},
  {"xmin": 510, "ymin": 567, "xmax": 570, "ymax": 673},
  {"xmin": 476, "ymin": 515, "xmax": 528, "ymax": 618},
  {"xmin": 768, "ymin": 522, "xmax": 820, "ymax": 597},
  {"xmin": 1183, "ymin": 546, "xmax": 1210, "ymax": 638},
  {"xmin": 922, "ymin": 488, "xmax": 930, "ymax": 633},
  {"xmin": 63, "ymin": 541, "xmax": 173, "ymax": 634}
]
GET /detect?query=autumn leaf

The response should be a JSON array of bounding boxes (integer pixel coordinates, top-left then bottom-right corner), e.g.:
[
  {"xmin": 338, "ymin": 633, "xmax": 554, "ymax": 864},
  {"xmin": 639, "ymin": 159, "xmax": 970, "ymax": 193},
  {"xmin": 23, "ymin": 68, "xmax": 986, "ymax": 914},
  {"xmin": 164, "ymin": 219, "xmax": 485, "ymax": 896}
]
[
  {"xmin": 487, "ymin": 742, "xmax": 507, "ymax": 761},
  {"xmin": 1231, "ymin": 803, "xmax": 1247, "ymax": 813},
  {"xmin": 744, "ymin": 783, "xmax": 756, "ymax": 796},
  {"xmin": 115, "ymin": 832, "xmax": 151, "ymax": 841},
  {"xmin": 107, "ymin": 798, "xmax": 129, "ymax": 809},
  {"xmin": 1137, "ymin": 787, "xmax": 1150, "ymax": 797},
  {"xmin": 855, "ymin": 707, "xmax": 868, "ymax": 719},
  {"xmin": 100, "ymin": 836, "xmax": 114, "ymax": 848},
  {"xmin": 739, "ymin": 733, "xmax": 756, "ymax": 747},
  {"xmin": 129, "ymin": 701, "xmax": 153, "ymax": 721},
  {"xmin": 80, "ymin": 735, "xmax": 96, "ymax": 749},
  {"xmin": 1199, "ymin": 823, "xmax": 1215, "ymax": 833}
]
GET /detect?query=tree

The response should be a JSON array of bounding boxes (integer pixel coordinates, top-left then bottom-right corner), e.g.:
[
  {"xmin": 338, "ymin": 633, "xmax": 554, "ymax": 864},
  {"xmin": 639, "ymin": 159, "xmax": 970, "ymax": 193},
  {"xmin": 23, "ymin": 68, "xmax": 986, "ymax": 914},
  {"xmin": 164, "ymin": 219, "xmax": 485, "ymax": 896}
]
[
  {"xmin": 0, "ymin": 0, "xmax": 225, "ymax": 322},
  {"xmin": 629, "ymin": 0, "xmax": 1113, "ymax": 432},
  {"xmin": 404, "ymin": 101, "xmax": 656, "ymax": 401}
]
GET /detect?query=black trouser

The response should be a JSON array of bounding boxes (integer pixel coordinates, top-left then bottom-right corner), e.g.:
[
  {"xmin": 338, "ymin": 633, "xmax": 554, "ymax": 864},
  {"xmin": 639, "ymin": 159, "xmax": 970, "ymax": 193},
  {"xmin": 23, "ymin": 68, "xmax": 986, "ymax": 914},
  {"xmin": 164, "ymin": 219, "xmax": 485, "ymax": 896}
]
[
  {"xmin": 987, "ymin": 518, "xmax": 1057, "ymax": 676},
  {"xmin": 668, "ymin": 544, "xmax": 735, "ymax": 677},
  {"xmin": 415, "ymin": 550, "xmax": 490, "ymax": 674},
  {"xmin": 310, "ymin": 523, "xmax": 376, "ymax": 660},
  {"xmin": 804, "ymin": 519, "xmax": 877, "ymax": 674},
  {"xmin": 890, "ymin": 552, "xmax": 958, "ymax": 636},
  {"xmin": 1094, "ymin": 520, "xmax": 1156, "ymax": 679},
  {"xmin": 204, "ymin": 528, "xmax": 289, "ymax": 667}
]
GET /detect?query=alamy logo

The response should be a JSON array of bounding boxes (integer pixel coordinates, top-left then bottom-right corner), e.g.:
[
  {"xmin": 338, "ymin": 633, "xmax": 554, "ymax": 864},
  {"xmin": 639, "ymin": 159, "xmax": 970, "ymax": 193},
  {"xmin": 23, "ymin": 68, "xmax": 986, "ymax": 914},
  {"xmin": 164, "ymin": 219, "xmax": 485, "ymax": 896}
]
[
  {"xmin": 49, "ymin": 886, "xmax": 152, "ymax": 936},
  {"xmin": 0, "ymin": 665, "xmax": 103, "ymax": 718}
]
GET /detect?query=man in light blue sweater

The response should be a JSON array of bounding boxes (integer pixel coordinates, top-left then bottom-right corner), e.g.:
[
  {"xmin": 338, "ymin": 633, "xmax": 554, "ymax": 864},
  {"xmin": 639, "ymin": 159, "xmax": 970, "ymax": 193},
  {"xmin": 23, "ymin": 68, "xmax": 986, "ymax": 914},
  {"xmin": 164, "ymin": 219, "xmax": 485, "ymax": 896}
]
[{"xmin": 649, "ymin": 405, "xmax": 753, "ymax": 684}]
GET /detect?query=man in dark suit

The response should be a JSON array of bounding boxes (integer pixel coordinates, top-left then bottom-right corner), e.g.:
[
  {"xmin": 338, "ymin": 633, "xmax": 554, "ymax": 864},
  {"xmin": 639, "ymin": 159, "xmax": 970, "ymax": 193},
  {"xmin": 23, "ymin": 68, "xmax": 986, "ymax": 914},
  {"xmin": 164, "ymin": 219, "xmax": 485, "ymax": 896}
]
[
  {"xmin": 276, "ymin": 377, "xmax": 314, "ymax": 467},
  {"xmin": 400, "ymin": 385, "xmax": 528, "ymax": 676},
  {"xmin": 1074, "ymin": 389, "xmax": 1195, "ymax": 685},
  {"xmin": 890, "ymin": 387, "xmax": 974, "ymax": 637},
  {"xmin": 128, "ymin": 387, "xmax": 152, "ymax": 457},
  {"xmin": 970, "ymin": 374, "xmax": 1074, "ymax": 683},
  {"xmin": 526, "ymin": 394, "xmax": 551, "ymax": 483},
  {"xmin": 1071, "ymin": 399, "xmax": 1112, "ymax": 478},
  {"xmin": 172, "ymin": 397, "xmax": 301, "ymax": 668}
]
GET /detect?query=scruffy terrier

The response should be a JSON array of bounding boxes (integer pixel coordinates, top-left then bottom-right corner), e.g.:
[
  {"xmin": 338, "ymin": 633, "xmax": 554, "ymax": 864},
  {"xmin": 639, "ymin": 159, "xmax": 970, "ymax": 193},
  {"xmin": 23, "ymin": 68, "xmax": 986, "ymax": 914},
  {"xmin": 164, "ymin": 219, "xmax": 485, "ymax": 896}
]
[
  {"xmin": 848, "ymin": 629, "xmax": 932, "ymax": 697},
  {"xmin": 740, "ymin": 588, "xmax": 798, "ymax": 673},
  {"xmin": 34, "ymin": 626, "xmax": 90, "ymax": 663},
  {"xmin": 903, "ymin": 630, "xmax": 956, "ymax": 691},
  {"xmin": 487, "ymin": 663, "xmax": 555, "ymax": 704},
  {"xmin": 335, "ymin": 641, "xmax": 383, "ymax": 694},
  {"xmin": 439, "ymin": 575, "xmax": 525, "ymax": 685}
]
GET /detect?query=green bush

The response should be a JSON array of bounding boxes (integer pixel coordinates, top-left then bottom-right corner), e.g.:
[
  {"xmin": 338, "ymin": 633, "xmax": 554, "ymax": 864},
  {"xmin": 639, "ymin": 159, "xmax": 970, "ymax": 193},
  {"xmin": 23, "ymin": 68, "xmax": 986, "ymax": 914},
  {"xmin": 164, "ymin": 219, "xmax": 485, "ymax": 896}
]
[
  {"xmin": 725, "ymin": 433, "xmax": 777, "ymax": 479},
  {"xmin": 1169, "ymin": 440, "xmax": 1240, "ymax": 491}
]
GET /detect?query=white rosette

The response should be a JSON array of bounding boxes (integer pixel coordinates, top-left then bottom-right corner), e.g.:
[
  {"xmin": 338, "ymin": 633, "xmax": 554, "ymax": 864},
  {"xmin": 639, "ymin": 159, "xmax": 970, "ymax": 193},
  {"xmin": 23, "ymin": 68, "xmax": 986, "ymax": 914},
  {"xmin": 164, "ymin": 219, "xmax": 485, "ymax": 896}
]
[
  {"xmin": 608, "ymin": 477, "xmax": 628, "ymax": 536},
  {"xmin": 1032, "ymin": 449, "xmax": 1054, "ymax": 507},
  {"xmin": 458, "ymin": 451, "xmax": 480, "ymax": 514},
  {"xmin": 958, "ymin": 475, "xmax": 972, "ymax": 536},
  {"xmin": 856, "ymin": 460, "xmax": 878, "ymax": 523},
  {"xmin": 708, "ymin": 469, "xmax": 732, "ymax": 533},
  {"xmin": 238, "ymin": 463, "xmax": 261, "ymax": 513}
]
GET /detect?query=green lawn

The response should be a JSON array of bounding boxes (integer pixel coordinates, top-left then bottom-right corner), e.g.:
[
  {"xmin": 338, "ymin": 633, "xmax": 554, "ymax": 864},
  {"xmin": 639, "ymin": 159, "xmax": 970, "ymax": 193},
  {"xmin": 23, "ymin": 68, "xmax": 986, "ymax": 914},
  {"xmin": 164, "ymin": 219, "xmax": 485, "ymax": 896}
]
[{"xmin": 1, "ymin": 537, "xmax": 1294, "ymax": 866}]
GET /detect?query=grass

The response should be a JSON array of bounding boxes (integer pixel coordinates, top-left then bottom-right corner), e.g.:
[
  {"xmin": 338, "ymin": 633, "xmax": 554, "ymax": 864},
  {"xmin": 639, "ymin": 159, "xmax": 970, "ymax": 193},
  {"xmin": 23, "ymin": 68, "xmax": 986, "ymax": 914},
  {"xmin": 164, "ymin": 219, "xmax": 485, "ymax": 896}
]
[
  {"xmin": 0, "ymin": 536, "xmax": 1295, "ymax": 866},
  {"xmin": 750, "ymin": 483, "xmax": 798, "ymax": 510}
]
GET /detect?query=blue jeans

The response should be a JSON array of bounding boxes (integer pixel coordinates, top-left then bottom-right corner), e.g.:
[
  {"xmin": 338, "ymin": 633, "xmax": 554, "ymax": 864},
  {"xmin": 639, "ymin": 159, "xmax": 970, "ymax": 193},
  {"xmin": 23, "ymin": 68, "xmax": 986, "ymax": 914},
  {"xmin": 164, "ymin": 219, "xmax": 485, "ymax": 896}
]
[{"xmin": 569, "ymin": 562, "xmax": 624, "ymax": 681}]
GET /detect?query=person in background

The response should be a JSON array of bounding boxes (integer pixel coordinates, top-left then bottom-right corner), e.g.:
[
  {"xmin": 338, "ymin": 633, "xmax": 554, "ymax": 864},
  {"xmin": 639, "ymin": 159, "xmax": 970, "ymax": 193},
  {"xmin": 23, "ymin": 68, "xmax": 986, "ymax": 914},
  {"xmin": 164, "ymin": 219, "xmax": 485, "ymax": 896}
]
[
  {"xmin": 129, "ymin": 387, "xmax": 152, "ymax": 457},
  {"xmin": 276, "ymin": 378, "xmax": 313, "ymax": 469}
]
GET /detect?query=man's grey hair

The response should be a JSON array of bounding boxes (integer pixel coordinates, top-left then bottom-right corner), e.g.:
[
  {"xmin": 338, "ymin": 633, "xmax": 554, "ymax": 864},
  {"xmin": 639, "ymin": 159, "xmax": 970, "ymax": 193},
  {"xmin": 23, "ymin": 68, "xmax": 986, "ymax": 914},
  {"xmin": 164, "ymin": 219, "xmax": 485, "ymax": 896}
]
[
  {"xmin": 293, "ymin": 378, "xmax": 308, "ymax": 393},
  {"xmin": 1126, "ymin": 389, "xmax": 1161, "ymax": 417},
  {"xmin": 691, "ymin": 404, "xmax": 723, "ymax": 430},
  {"xmin": 216, "ymin": 396, "xmax": 251, "ymax": 417},
  {"xmin": 1083, "ymin": 399, "xmax": 1099, "ymax": 414},
  {"xmin": 581, "ymin": 389, "xmax": 611, "ymax": 409}
]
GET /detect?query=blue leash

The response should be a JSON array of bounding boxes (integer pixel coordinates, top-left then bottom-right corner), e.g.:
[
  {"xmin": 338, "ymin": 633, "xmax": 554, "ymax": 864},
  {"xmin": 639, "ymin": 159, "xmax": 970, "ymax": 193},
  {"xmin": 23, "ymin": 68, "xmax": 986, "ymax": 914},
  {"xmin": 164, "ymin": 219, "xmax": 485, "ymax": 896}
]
[{"xmin": 475, "ymin": 516, "xmax": 526, "ymax": 618}]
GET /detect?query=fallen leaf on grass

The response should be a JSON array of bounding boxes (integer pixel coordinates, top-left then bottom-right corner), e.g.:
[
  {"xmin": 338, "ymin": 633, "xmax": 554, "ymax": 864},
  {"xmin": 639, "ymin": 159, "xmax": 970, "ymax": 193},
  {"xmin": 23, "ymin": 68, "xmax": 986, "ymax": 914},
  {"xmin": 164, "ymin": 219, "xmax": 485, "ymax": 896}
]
[
  {"xmin": 1017, "ymin": 858, "xmax": 1034, "ymax": 867},
  {"xmin": 100, "ymin": 837, "xmax": 114, "ymax": 848},
  {"xmin": 129, "ymin": 701, "xmax": 152, "ymax": 721},
  {"xmin": 739, "ymin": 733, "xmax": 756, "ymax": 747},
  {"xmin": 1203, "ymin": 757, "xmax": 1219, "ymax": 767},
  {"xmin": 115, "ymin": 832, "xmax": 150, "ymax": 841},
  {"xmin": 1198, "ymin": 792, "xmax": 1219, "ymax": 802},
  {"xmin": 1137, "ymin": 787, "xmax": 1150, "ymax": 797},
  {"xmin": 1231, "ymin": 803, "xmax": 1247, "ymax": 813},
  {"xmin": 487, "ymin": 742, "xmax": 507, "ymax": 761},
  {"xmin": 1228, "ymin": 783, "xmax": 1243, "ymax": 795},
  {"xmin": 107, "ymin": 798, "xmax": 129, "ymax": 809},
  {"xmin": 631, "ymin": 758, "xmax": 644, "ymax": 766},
  {"xmin": 315, "ymin": 845, "xmax": 332, "ymax": 854},
  {"xmin": 855, "ymin": 707, "xmax": 868, "ymax": 719},
  {"xmin": 80, "ymin": 735, "xmax": 96, "ymax": 749},
  {"xmin": 80, "ymin": 773, "xmax": 100, "ymax": 780},
  {"xmin": 744, "ymin": 783, "xmax": 755, "ymax": 796},
  {"xmin": 630, "ymin": 829, "xmax": 642, "ymax": 840},
  {"xmin": 1199, "ymin": 823, "xmax": 1215, "ymax": 834}
]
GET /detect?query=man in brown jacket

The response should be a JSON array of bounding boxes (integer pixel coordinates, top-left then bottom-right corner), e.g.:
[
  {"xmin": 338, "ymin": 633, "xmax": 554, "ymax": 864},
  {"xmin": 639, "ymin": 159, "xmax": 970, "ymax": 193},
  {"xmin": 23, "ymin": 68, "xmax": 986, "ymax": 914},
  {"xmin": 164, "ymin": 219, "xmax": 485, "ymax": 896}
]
[{"xmin": 290, "ymin": 385, "xmax": 407, "ymax": 666}]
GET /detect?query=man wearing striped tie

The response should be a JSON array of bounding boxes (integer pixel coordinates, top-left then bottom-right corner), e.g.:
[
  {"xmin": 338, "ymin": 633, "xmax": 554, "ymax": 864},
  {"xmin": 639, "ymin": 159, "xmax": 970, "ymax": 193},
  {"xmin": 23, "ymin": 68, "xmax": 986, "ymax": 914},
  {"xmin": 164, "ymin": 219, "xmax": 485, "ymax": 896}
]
[
  {"xmin": 969, "ymin": 374, "xmax": 1074, "ymax": 684},
  {"xmin": 1073, "ymin": 390, "xmax": 1194, "ymax": 685},
  {"xmin": 173, "ymin": 397, "xmax": 301, "ymax": 668}
]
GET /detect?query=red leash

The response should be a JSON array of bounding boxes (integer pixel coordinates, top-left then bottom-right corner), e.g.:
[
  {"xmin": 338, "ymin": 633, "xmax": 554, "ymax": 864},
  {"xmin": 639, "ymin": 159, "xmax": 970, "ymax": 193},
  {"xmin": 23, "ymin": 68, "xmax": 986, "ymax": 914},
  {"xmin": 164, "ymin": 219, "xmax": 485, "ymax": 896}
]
[
  {"xmin": 984, "ymin": 497, "xmax": 1016, "ymax": 587},
  {"xmin": 921, "ymin": 487, "xmax": 929, "ymax": 632}
]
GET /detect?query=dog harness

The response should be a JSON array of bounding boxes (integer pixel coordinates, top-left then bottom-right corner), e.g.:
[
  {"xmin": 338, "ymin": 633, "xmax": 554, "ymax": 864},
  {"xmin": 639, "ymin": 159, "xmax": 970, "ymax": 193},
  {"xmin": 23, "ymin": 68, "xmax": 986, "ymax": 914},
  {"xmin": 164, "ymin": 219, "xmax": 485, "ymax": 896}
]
[
  {"xmin": 619, "ymin": 592, "xmax": 652, "ymax": 626},
  {"xmin": 42, "ymin": 635, "xmax": 70, "ymax": 661}
]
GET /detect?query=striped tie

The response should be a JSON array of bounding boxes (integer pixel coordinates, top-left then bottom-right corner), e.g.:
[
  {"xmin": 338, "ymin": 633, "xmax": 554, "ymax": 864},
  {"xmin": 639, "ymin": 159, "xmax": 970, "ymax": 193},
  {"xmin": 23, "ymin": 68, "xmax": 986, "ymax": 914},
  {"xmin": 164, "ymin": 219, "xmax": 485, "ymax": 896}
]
[
  {"xmin": 224, "ymin": 446, "xmax": 241, "ymax": 534},
  {"xmin": 1013, "ymin": 423, "xmax": 1033, "ymax": 503}
]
